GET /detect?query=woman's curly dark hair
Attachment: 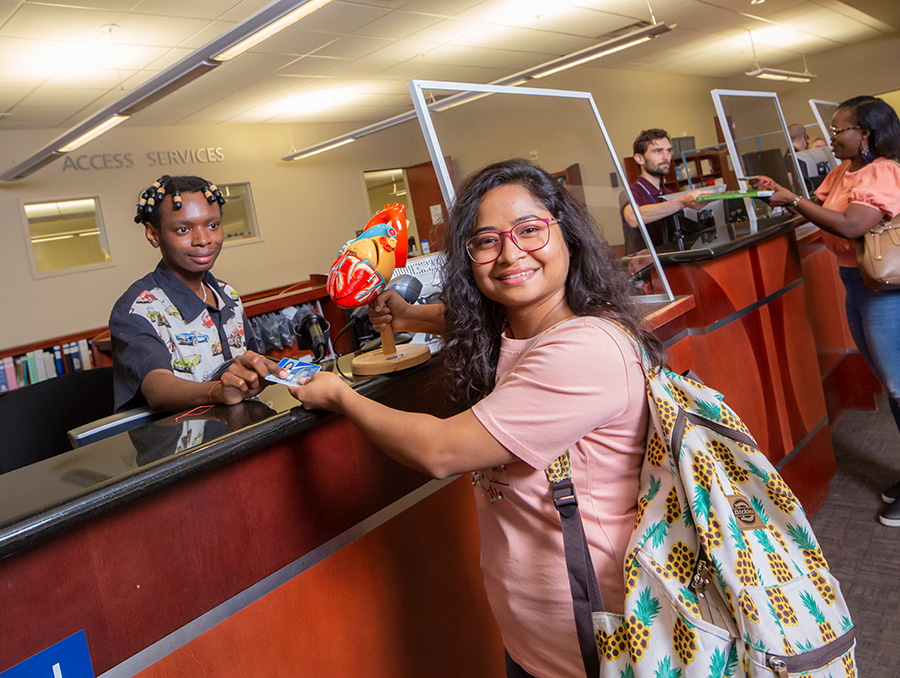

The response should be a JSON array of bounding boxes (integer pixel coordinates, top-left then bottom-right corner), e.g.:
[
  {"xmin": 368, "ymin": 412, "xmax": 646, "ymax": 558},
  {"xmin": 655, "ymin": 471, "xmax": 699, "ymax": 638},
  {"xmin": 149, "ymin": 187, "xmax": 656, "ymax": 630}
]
[{"xmin": 438, "ymin": 158, "xmax": 666, "ymax": 408}]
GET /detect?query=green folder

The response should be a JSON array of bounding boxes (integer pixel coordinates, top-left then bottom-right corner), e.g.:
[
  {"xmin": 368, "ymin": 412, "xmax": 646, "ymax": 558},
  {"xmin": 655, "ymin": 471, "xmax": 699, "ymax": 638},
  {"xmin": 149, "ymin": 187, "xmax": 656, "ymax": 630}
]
[{"xmin": 696, "ymin": 190, "xmax": 774, "ymax": 201}]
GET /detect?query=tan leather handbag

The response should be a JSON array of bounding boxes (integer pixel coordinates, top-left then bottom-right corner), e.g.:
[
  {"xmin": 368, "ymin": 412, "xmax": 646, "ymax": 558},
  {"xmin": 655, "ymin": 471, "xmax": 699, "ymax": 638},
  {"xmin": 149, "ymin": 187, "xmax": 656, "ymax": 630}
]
[{"xmin": 856, "ymin": 213, "xmax": 900, "ymax": 291}]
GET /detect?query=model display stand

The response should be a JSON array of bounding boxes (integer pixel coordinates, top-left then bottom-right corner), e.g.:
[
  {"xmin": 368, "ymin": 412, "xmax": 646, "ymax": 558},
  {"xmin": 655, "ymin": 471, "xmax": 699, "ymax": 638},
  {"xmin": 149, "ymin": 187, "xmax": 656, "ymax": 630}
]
[{"xmin": 326, "ymin": 203, "xmax": 430, "ymax": 376}]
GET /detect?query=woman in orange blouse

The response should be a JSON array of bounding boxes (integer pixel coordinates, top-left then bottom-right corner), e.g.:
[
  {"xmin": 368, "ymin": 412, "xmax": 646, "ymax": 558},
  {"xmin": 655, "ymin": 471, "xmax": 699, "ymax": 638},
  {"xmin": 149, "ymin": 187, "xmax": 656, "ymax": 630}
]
[{"xmin": 753, "ymin": 96, "xmax": 900, "ymax": 526}]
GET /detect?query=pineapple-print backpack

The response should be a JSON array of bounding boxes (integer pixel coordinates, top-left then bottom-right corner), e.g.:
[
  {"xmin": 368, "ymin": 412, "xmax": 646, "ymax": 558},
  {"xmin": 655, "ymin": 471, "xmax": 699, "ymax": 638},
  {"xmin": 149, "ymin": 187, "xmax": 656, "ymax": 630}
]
[{"xmin": 546, "ymin": 358, "xmax": 856, "ymax": 677}]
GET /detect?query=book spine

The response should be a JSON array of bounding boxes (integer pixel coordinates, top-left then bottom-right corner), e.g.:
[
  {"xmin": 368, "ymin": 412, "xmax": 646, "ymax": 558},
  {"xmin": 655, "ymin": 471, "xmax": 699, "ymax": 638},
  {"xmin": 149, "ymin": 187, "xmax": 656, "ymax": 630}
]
[
  {"xmin": 70, "ymin": 343, "xmax": 83, "ymax": 371},
  {"xmin": 14, "ymin": 356, "xmax": 28, "ymax": 387},
  {"xmin": 77, "ymin": 339, "xmax": 93, "ymax": 370},
  {"xmin": 63, "ymin": 343, "xmax": 75, "ymax": 373},
  {"xmin": 0, "ymin": 361, "xmax": 8, "ymax": 393},
  {"xmin": 54, "ymin": 345, "xmax": 65, "ymax": 375},
  {"xmin": 3, "ymin": 357, "xmax": 18, "ymax": 391},
  {"xmin": 27, "ymin": 351, "xmax": 40, "ymax": 383},
  {"xmin": 43, "ymin": 350, "xmax": 57, "ymax": 378}
]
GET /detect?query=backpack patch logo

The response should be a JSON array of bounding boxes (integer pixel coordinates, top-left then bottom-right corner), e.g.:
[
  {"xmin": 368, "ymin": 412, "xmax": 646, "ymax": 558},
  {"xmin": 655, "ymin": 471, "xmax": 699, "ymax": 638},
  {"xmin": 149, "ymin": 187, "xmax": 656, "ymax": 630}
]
[{"xmin": 727, "ymin": 494, "xmax": 766, "ymax": 531}]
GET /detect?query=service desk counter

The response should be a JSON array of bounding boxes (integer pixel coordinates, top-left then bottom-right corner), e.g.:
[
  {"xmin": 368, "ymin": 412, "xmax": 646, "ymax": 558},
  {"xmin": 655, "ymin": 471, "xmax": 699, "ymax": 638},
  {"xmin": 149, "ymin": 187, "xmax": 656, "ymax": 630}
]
[
  {"xmin": 0, "ymin": 361, "xmax": 508, "ymax": 677},
  {"xmin": 639, "ymin": 214, "xmax": 840, "ymax": 515}
]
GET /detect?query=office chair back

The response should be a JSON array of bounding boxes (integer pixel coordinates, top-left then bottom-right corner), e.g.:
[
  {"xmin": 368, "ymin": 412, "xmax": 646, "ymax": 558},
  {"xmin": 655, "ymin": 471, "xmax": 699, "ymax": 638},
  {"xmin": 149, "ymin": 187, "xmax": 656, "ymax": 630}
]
[{"xmin": 0, "ymin": 367, "xmax": 114, "ymax": 474}]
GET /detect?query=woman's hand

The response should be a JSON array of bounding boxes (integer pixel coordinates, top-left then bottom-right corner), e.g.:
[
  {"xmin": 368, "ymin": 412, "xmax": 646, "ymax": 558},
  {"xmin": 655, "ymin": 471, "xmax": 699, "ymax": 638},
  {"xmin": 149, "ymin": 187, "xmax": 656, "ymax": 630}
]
[
  {"xmin": 288, "ymin": 370, "xmax": 351, "ymax": 412},
  {"xmin": 367, "ymin": 289, "xmax": 412, "ymax": 332},
  {"xmin": 750, "ymin": 175, "xmax": 796, "ymax": 207}
]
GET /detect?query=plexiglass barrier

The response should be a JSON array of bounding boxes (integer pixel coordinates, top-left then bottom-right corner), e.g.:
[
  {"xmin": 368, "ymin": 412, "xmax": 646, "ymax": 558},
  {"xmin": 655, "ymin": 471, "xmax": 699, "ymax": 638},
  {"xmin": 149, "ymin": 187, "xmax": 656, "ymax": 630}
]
[{"xmin": 407, "ymin": 80, "xmax": 674, "ymax": 303}]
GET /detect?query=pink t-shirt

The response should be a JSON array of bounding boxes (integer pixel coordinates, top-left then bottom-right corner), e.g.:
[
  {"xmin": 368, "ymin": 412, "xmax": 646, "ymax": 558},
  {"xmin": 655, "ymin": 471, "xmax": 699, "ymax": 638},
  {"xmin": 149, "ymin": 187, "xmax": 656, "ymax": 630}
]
[
  {"xmin": 471, "ymin": 316, "xmax": 647, "ymax": 678},
  {"xmin": 815, "ymin": 157, "xmax": 900, "ymax": 267}
]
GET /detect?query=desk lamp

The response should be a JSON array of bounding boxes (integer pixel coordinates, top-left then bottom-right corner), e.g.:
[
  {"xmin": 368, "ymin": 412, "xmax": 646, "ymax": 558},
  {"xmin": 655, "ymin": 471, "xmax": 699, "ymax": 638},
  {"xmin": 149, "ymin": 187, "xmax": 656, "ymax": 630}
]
[{"xmin": 327, "ymin": 203, "xmax": 430, "ymax": 375}]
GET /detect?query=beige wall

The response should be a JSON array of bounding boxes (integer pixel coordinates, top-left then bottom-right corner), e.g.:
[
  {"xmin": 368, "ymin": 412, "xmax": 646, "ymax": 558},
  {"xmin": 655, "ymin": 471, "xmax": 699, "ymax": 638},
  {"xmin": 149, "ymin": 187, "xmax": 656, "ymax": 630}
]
[
  {"xmin": 1, "ymin": 32, "xmax": 898, "ymax": 350},
  {"xmin": 0, "ymin": 121, "xmax": 429, "ymax": 348}
]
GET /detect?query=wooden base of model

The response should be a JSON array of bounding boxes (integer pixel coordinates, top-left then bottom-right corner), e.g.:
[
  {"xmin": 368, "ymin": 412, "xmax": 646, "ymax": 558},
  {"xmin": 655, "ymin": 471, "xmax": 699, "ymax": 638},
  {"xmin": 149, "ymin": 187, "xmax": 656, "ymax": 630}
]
[{"xmin": 350, "ymin": 325, "xmax": 431, "ymax": 376}]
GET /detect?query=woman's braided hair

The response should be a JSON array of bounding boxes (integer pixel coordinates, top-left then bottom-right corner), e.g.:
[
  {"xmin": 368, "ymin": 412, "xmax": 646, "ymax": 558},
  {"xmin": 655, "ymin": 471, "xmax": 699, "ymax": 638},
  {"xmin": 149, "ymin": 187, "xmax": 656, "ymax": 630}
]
[{"xmin": 134, "ymin": 175, "xmax": 225, "ymax": 228}]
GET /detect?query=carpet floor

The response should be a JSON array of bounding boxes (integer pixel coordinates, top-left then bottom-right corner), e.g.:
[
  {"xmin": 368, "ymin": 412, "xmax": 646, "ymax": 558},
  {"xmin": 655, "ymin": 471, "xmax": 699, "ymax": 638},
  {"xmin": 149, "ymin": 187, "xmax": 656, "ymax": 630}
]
[{"xmin": 811, "ymin": 398, "xmax": 900, "ymax": 676}]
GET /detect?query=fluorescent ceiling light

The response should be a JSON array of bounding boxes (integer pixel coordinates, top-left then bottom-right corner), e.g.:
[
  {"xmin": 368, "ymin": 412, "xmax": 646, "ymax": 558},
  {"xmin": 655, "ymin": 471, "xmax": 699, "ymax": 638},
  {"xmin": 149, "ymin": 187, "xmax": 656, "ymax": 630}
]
[
  {"xmin": 745, "ymin": 67, "xmax": 816, "ymax": 83},
  {"xmin": 432, "ymin": 91, "xmax": 496, "ymax": 112},
  {"xmin": 284, "ymin": 23, "xmax": 672, "ymax": 161},
  {"xmin": 294, "ymin": 138, "xmax": 356, "ymax": 159},
  {"xmin": 531, "ymin": 22, "xmax": 671, "ymax": 80},
  {"xmin": 213, "ymin": 0, "xmax": 334, "ymax": 62},
  {"xmin": 57, "ymin": 115, "xmax": 129, "ymax": 153},
  {"xmin": 31, "ymin": 234, "xmax": 77, "ymax": 244},
  {"xmin": 2, "ymin": 0, "xmax": 335, "ymax": 182}
]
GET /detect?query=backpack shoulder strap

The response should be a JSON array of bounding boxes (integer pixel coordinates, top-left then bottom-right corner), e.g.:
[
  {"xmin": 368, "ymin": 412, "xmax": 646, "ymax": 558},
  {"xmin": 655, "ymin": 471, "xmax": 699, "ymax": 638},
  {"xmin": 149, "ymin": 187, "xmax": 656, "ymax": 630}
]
[{"xmin": 546, "ymin": 451, "xmax": 603, "ymax": 678}]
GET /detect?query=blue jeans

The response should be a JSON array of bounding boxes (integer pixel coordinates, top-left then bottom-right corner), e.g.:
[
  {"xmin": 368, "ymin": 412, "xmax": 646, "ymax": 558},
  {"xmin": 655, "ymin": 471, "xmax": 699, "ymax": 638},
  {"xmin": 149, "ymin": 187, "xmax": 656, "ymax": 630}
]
[{"xmin": 839, "ymin": 267, "xmax": 900, "ymax": 434}]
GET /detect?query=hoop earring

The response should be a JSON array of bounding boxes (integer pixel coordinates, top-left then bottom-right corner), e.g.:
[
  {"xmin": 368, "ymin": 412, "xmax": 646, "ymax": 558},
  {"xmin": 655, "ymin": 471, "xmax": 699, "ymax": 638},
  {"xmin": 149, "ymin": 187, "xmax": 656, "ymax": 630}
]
[{"xmin": 861, "ymin": 139, "xmax": 875, "ymax": 164}]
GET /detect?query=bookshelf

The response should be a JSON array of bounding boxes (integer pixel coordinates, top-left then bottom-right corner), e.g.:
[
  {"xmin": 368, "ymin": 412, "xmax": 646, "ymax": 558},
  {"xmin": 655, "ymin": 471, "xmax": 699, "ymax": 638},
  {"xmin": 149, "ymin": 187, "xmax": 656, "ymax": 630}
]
[{"xmin": 623, "ymin": 147, "xmax": 734, "ymax": 192}]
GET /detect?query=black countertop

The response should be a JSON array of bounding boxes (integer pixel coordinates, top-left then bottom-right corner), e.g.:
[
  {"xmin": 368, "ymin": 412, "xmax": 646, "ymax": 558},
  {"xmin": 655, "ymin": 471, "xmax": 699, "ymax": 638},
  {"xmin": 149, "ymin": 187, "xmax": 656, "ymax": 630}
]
[
  {"xmin": 0, "ymin": 358, "xmax": 437, "ymax": 559},
  {"xmin": 625, "ymin": 213, "xmax": 805, "ymax": 266}
]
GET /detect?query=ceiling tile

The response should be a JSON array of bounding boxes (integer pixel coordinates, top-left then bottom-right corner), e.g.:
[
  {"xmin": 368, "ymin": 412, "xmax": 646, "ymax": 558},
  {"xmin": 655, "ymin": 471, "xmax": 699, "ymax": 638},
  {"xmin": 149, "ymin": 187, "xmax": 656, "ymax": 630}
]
[
  {"xmin": 111, "ymin": 13, "xmax": 213, "ymax": 47},
  {"xmin": 324, "ymin": 58, "xmax": 398, "ymax": 79},
  {"xmin": 0, "ymin": 4, "xmax": 127, "ymax": 41},
  {"xmin": 213, "ymin": 51, "xmax": 301, "ymax": 75},
  {"xmin": 402, "ymin": 16, "xmax": 488, "ymax": 46},
  {"xmin": 5, "ymin": 105, "xmax": 87, "ymax": 126},
  {"xmin": 42, "ymin": 69, "xmax": 140, "ymax": 90},
  {"xmin": 0, "ymin": 87, "xmax": 32, "ymax": 110},
  {"xmin": 291, "ymin": 1, "xmax": 392, "ymax": 34},
  {"xmin": 420, "ymin": 43, "xmax": 536, "ymax": 69},
  {"xmin": 277, "ymin": 55, "xmax": 351, "ymax": 77},
  {"xmin": 217, "ymin": 0, "xmax": 277, "ymax": 23},
  {"xmin": 309, "ymin": 34, "xmax": 396, "ymax": 59},
  {"xmin": 16, "ymin": 86, "xmax": 108, "ymax": 109},
  {"xmin": 0, "ymin": 0, "xmax": 18, "ymax": 25},
  {"xmin": 177, "ymin": 21, "xmax": 239, "ymax": 50},
  {"xmin": 351, "ymin": 9, "xmax": 444, "ymax": 39},
  {"xmin": 249, "ymin": 28, "xmax": 339, "ymax": 56},
  {"xmin": 360, "ymin": 38, "xmax": 432, "ymax": 62},
  {"xmin": 130, "ymin": 0, "xmax": 246, "ymax": 20}
]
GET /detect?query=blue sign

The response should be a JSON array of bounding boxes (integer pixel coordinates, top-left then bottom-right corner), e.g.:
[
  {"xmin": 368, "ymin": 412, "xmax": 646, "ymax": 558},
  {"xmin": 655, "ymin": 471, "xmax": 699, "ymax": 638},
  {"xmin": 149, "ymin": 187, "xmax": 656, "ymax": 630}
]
[{"xmin": 1, "ymin": 630, "xmax": 94, "ymax": 678}]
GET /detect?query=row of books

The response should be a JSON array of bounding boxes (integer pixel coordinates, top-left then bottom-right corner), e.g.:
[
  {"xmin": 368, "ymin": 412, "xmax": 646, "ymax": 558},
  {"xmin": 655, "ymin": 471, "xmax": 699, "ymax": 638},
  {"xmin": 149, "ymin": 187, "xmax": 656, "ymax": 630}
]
[{"xmin": 0, "ymin": 340, "xmax": 94, "ymax": 393}]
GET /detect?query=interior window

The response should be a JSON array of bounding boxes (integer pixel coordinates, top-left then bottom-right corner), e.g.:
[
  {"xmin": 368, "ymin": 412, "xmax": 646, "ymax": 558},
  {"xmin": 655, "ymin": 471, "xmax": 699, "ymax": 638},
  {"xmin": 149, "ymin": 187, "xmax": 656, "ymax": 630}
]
[
  {"xmin": 219, "ymin": 183, "xmax": 260, "ymax": 241},
  {"xmin": 24, "ymin": 197, "xmax": 110, "ymax": 275}
]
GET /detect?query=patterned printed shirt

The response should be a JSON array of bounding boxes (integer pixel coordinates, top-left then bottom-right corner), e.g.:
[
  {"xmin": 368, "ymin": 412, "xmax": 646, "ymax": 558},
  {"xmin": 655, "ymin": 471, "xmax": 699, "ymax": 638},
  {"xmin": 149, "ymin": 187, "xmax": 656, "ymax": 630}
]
[{"xmin": 110, "ymin": 261, "xmax": 259, "ymax": 412}]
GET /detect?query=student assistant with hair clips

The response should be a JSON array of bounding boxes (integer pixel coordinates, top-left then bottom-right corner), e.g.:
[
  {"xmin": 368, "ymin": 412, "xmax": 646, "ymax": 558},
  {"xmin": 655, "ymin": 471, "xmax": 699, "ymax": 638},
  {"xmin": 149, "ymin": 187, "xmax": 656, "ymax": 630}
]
[{"xmin": 110, "ymin": 175, "xmax": 285, "ymax": 413}]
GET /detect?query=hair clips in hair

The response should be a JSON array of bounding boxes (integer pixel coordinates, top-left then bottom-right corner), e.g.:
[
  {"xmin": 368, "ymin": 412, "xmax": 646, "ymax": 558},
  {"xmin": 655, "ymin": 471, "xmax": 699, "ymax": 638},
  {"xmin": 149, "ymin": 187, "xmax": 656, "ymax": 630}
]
[
  {"xmin": 134, "ymin": 177, "xmax": 169, "ymax": 222},
  {"xmin": 208, "ymin": 183, "xmax": 226, "ymax": 205},
  {"xmin": 172, "ymin": 189, "xmax": 182, "ymax": 210}
]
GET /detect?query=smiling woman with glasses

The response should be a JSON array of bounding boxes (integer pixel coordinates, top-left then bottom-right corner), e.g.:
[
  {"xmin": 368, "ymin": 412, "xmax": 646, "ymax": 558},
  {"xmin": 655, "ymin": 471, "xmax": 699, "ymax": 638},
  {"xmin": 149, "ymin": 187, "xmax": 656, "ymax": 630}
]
[
  {"xmin": 466, "ymin": 216, "xmax": 555, "ymax": 264},
  {"xmin": 287, "ymin": 159, "xmax": 666, "ymax": 677},
  {"xmin": 752, "ymin": 95, "xmax": 900, "ymax": 527}
]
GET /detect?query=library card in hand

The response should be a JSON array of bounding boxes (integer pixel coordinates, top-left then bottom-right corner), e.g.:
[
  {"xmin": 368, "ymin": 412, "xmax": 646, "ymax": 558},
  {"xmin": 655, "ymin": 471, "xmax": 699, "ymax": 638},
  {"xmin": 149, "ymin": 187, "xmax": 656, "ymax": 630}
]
[{"xmin": 265, "ymin": 357, "xmax": 321, "ymax": 386}]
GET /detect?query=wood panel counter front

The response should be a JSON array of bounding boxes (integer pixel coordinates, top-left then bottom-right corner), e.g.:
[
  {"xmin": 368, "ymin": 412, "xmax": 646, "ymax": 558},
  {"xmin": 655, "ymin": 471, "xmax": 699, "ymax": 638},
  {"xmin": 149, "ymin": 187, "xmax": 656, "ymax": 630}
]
[
  {"xmin": 657, "ymin": 223, "xmax": 836, "ymax": 515},
  {"xmin": 0, "ymin": 363, "xmax": 508, "ymax": 677}
]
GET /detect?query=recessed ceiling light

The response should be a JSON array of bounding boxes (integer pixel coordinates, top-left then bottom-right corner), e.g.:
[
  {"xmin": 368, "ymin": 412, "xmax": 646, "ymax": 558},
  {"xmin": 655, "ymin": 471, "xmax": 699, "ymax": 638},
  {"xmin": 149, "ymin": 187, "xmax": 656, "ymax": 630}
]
[{"xmin": 750, "ymin": 0, "xmax": 765, "ymax": 5}]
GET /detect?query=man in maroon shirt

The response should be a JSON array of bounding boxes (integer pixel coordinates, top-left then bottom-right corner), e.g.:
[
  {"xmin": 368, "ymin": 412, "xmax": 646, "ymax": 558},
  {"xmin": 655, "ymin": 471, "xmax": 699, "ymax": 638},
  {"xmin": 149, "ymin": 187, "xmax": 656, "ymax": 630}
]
[{"xmin": 619, "ymin": 128, "xmax": 709, "ymax": 254}]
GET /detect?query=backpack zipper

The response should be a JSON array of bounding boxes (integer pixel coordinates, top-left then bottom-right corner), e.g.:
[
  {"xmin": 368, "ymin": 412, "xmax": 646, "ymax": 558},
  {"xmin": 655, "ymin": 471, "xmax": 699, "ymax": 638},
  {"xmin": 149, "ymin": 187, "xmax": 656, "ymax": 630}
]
[
  {"xmin": 689, "ymin": 555, "xmax": 714, "ymax": 623},
  {"xmin": 765, "ymin": 628, "xmax": 855, "ymax": 675}
]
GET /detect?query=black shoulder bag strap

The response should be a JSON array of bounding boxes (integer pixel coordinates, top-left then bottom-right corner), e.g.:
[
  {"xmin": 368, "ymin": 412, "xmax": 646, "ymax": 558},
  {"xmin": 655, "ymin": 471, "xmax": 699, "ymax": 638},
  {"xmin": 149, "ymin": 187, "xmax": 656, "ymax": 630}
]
[{"xmin": 549, "ymin": 461, "xmax": 603, "ymax": 678}]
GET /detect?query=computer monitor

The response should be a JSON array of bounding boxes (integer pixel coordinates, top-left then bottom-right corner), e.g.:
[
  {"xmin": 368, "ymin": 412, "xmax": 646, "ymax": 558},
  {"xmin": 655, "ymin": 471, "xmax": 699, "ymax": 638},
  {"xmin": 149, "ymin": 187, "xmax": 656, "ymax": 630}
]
[
  {"xmin": 794, "ymin": 147, "xmax": 835, "ymax": 181},
  {"xmin": 742, "ymin": 148, "xmax": 791, "ymax": 189}
]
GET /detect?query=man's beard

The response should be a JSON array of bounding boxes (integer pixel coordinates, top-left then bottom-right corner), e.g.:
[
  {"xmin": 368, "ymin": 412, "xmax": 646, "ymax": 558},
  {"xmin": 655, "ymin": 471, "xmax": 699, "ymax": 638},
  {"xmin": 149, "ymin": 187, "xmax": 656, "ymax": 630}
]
[{"xmin": 646, "ymin": 163, "xmax": 669, "ymax": 178}]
